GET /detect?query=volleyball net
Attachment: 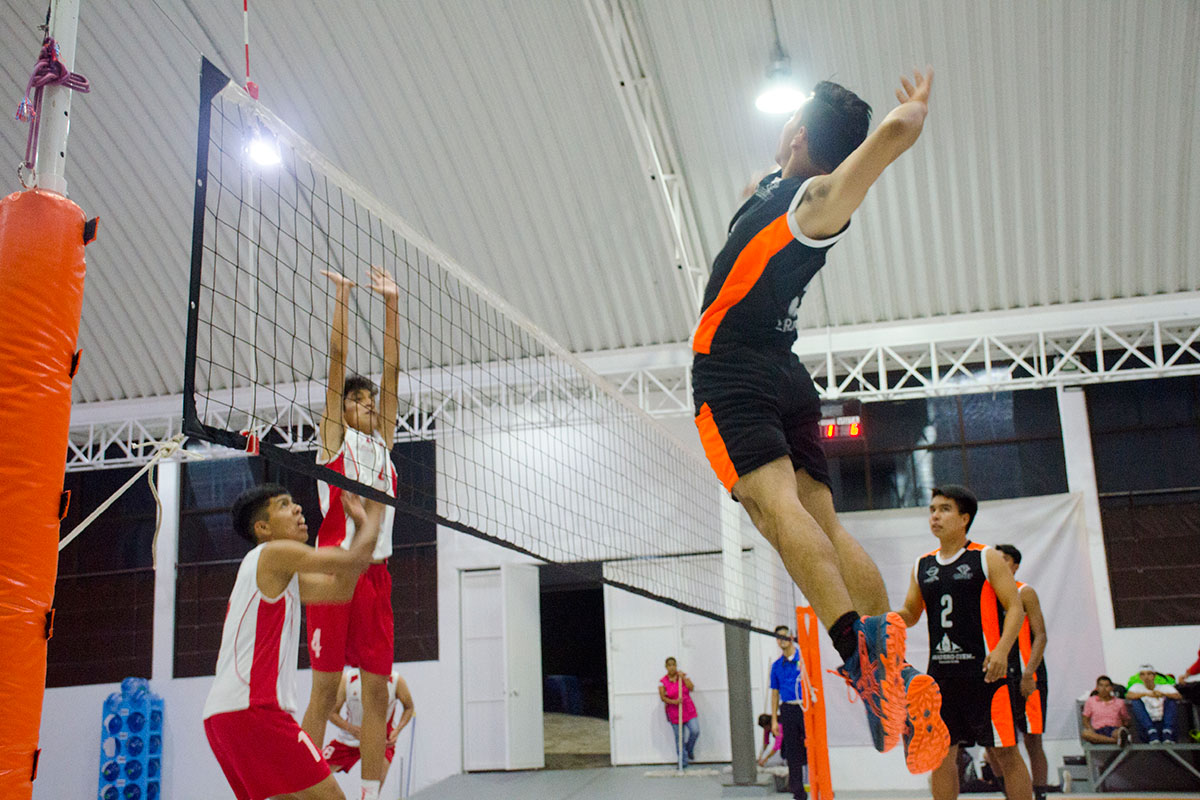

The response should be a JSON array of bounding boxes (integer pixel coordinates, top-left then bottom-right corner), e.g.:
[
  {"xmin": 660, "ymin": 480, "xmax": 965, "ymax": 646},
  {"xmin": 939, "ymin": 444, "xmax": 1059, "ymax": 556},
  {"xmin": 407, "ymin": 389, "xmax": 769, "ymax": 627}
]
[{"xmin": 183, "ymin": 58, "xmax": 796, "ymax": 633}]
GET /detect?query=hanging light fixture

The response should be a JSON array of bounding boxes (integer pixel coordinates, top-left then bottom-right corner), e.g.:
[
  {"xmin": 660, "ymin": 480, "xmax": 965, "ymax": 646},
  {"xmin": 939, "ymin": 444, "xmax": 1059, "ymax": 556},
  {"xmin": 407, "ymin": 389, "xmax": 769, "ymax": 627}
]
[{"xmin": 755, "ymin": 1, "xmax": 804, "ymax": 114}]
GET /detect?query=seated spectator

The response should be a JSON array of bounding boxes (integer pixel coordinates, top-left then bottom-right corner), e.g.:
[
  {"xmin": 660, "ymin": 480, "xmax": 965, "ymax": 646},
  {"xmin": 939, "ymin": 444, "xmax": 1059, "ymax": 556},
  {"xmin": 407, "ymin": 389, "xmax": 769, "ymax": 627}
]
[
  {"xmin": 757, "ymin": 713, "xmax": 782, "ymax": 767},
  {"xmin": 1081, "ymin": 675, "xmax": 1131, "ymax": 745},
  {"xmin": 1126, "ymin": 664, "xmax": 1181, "ymax": 743},
  {"xmin": 1182, "ymin": 646, "xmax": 1200, "ymax": 684}
]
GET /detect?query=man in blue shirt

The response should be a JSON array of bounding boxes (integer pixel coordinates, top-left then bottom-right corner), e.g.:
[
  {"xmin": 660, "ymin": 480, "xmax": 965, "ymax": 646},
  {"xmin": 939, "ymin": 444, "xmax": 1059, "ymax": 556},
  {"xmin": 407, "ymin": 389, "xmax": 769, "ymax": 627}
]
[{"xmin": 770, "ymin": 625, "xmax": 807, "ymax": 800}]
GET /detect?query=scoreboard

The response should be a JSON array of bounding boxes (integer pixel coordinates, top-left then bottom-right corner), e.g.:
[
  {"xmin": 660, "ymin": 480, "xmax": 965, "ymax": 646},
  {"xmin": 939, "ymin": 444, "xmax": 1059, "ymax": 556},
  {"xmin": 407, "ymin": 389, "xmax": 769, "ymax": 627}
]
[{"xmin": 818, "ymin": 400, "xmax": 864, "ymax": 442}]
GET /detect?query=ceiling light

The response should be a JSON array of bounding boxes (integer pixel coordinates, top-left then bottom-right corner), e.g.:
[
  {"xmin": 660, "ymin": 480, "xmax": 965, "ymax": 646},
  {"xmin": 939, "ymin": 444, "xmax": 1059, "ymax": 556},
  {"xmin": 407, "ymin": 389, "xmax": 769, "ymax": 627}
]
[
  {"xmin": 247, "ymin": 125, "xmax": 281, "ymax": 167},
  {"xmin": 755, "ymin": 1, "xmax": 804, "ymax": 114},
  {"xmin": 756, "ymin": 58, "xmax": 805, "ymax": 114}
]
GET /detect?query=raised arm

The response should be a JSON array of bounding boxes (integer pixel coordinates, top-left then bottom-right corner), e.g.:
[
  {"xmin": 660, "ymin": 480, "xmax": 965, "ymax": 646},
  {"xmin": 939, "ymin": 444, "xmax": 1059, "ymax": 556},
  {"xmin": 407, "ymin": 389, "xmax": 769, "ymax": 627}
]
[
  {"xmin": 370, "ymin": 266, "xmax": 401, "ymax": 449},
  {"xmin": 319, "ymin": 271, "xmax": 355, "ymax": 461},
  {"xmin": 259, "ymin": 495, "xmax": 384, "ymax": 601},
  {"xmin": 895, "ymin": 570, "xmax": 927, "ymax": 628},
  {"xmin": 982, "ymin": 548, "xmax": 1024, "ymax": 683},
  {"xmin": 793, "ymin": 68, "xmax": 933, "ymax": 240},
  {"xmin": 1020, "ymin": 585, "xmax": 1048, "ymax": 697}
]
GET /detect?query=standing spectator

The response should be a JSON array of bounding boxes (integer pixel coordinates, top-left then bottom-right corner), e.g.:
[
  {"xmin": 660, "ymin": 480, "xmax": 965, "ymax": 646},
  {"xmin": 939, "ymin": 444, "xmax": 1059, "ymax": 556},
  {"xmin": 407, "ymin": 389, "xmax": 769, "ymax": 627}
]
[
  {"xmin": 1125, "ymin": 665, "xmax": 1181, "ymax": 743},
  {"xmin": 1080, "ymin": 676, "xmax": 1131, "ymax": 745},
  {"xmin": 769, "ymin": 625, "xmax": 807, "ymax": 800},
  {"xmin": 1182, "ymin": 646, "xmax": 1200, "ymax": 683},
  {"xmin": 658, "ymin": 657, "xmax": 699, "ymax": 768}
]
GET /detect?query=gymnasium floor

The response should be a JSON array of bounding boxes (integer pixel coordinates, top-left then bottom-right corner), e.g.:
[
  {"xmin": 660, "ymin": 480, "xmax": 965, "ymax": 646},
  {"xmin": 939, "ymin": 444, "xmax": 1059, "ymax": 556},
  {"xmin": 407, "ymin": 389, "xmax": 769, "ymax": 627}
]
[{"xmin": 409, "ymin": 767, "xmax": 1200, "ymax": 800}]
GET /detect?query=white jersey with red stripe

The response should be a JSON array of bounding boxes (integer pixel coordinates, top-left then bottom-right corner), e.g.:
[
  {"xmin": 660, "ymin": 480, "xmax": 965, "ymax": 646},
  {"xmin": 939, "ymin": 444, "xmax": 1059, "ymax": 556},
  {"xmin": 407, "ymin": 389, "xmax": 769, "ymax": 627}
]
[
  {"xmin": 333, "ymin": 667, "xmax": 401, "ymax": 746},
  {"xmin": 202, "ymin": 544, "xmax": 301, "ymax": 718},
  {"xmin": 318, "ymin": 427, "xmax": 397, "ymax": 561}
]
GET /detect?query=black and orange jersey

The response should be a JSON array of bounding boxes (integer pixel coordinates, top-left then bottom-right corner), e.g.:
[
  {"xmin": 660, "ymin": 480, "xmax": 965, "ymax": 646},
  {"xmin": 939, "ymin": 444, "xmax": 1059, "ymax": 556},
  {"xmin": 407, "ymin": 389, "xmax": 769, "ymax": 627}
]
[
  {"xmin": 916, "ymin": 541, "xmax": 1005, "ymax": 679},
  {"xmin": 692, "ymin": 172, "xmax": 849, "ymax": 355},
  {"xmin": 1008, "ymin": 580, "xmax": 1048, "ymax": 679}
]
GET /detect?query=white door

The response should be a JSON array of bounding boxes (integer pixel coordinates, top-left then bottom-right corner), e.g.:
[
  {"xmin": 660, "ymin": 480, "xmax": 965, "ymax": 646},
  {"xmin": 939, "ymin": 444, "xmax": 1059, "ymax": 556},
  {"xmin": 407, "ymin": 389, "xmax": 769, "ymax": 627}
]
[
  {"xmin": 502, "ymin": 564, "xmax": 544, "ymax": 769},
  {"xmin": 460, "ymin": 565, "xmax": 544, "ymax": 772},
  {"xmin": 461, "ymin": 569, "xmax": 506, "ymax": 771},
  {"xmin": 604, "ymin": 585, "xmax": 766, "ymax": 765}
]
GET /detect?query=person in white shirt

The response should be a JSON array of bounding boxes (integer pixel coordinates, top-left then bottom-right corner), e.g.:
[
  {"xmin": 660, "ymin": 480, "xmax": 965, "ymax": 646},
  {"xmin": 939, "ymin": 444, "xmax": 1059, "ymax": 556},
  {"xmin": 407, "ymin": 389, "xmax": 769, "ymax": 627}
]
[
  {"xmin": 203, "ymin": 484, "xmax": 384, "ymax": 800},
  {"xmin": 1125, "ymin": 665, "xmax": 1181, "ymax": 743}
]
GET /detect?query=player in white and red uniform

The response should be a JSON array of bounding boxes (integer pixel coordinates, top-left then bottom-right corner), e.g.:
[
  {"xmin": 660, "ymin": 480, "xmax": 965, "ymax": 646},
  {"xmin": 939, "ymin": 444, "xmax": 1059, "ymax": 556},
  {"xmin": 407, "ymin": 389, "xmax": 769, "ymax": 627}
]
[
  {"xmin": 204, "ymin": 483, "xmax": 384, "ymax": 800},
  {"xmin": 323, "ymin": 667, "xmax": 415, "ymax": 787},
  {"xmin": 302, "ymin": 267, "xmax": 403, "ymax": 800}
]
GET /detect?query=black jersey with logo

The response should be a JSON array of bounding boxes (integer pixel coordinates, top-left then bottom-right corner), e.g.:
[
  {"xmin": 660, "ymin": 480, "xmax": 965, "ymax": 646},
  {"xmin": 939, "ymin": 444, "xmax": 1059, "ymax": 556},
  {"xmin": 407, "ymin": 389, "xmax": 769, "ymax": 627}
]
[
  {"xmin": 916, "ymin": 542, "xmax": 1005, "ymax": 679},
  {"xmin": 692, "ymin": 172, "xmax": 849, "ymax": 355}
]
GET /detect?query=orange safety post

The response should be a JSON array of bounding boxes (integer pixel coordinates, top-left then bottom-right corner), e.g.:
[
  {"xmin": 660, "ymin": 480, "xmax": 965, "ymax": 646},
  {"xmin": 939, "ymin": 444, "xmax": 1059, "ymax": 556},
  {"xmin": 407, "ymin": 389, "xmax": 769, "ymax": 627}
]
[
  {"xmin": 797, "ymin": 605, "xmax": 834, "ymax": 800},
  {"xmin": 0, "ymin": 188, "xmax": 91, "ymax": 798}
]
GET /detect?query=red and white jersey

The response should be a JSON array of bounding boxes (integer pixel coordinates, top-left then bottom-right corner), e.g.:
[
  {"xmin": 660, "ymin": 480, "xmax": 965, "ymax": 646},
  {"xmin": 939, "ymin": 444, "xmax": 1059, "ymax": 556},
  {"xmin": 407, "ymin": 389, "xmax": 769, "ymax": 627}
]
[
  {"xmin": 332, "ymin": 668, "xmax": 401, "ymax": 746},
  {"xmin": 203, "ymin": 544, "xmax": 302, "ymax": 718},
  {"xmin": 318, "ymin": 427, "xmax": 397, "ymax": 561}
]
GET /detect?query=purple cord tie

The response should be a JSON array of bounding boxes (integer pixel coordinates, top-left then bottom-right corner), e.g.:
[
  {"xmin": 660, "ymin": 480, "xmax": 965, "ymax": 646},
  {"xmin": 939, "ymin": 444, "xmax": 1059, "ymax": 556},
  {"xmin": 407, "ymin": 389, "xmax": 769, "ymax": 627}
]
[{"xmin": 15, "ymin": 36, "xmax": 91, "ymax": 174}]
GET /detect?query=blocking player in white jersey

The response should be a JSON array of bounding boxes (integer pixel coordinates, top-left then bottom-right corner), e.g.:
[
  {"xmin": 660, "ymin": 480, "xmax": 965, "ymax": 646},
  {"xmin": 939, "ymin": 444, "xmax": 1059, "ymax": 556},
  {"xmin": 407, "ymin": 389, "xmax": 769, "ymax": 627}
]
[
  {"xmin": 323, "ymin": 668, "xmax": 414, "ymax": 790},
  {"xmin": 302, "ymin": 267, "xmax": 403, "ymax": 800},
  {"xmin": 203, "ymin": 483, "xmax": 384, "ymax": 800}
]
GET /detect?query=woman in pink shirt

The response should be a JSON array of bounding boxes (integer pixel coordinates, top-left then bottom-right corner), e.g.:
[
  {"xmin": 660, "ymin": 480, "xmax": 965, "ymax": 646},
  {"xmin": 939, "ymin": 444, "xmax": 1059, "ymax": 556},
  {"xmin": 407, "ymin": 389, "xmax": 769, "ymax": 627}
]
[
  {"xmin": 659, "ymin": 657, "xmax": 700, "ymax": 768},
  {"xmin": 1081, "ymin": 675, "xmax": 1132, "ymax": 745}
]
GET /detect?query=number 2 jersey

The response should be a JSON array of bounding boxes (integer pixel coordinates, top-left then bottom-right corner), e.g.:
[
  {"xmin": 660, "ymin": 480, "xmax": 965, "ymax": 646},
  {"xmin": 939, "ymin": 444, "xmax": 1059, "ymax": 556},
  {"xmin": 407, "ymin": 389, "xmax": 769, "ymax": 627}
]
[{"xmin": 915, "ymin": 541, "xmax": 1005, "ymax": 679}]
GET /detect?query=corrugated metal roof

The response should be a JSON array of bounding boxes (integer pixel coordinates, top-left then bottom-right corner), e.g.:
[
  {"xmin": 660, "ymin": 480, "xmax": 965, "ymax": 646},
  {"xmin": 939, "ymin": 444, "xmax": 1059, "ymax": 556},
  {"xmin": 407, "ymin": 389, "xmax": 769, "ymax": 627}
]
[{"xmin": 0, "ymin": 0, "xmax": 1196, "ymax": 404}]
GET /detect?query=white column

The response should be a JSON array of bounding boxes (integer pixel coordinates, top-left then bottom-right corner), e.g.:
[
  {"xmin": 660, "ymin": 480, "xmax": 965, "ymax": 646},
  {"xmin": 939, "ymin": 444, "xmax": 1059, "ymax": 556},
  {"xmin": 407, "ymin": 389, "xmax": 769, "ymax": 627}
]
[
  {"xmin": 151, "ymin": 459, "xmax": 181, "ymax": 681},
  {"xmin": 1056, "ymin": 386, "xmax": 1114, "ymax": 661},
  {"xmin": 35, "ymin": 0, "xmax": 81, "ymax": 194}
]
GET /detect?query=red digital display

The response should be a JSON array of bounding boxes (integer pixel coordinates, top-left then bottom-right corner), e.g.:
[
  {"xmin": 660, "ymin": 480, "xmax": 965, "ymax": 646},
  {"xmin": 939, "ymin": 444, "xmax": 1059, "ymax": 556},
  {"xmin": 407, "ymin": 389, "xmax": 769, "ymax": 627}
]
[{"xmin": 819, "ymin": 416, "xmax": 863, "ymax": 440}]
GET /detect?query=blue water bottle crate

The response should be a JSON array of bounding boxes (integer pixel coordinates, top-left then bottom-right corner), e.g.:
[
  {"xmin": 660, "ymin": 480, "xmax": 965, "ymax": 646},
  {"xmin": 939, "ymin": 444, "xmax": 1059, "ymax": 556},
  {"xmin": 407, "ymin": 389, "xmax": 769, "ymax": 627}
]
[{"xmin": 97, "ymin": 677, "xmax": 164, "ymax": 800}]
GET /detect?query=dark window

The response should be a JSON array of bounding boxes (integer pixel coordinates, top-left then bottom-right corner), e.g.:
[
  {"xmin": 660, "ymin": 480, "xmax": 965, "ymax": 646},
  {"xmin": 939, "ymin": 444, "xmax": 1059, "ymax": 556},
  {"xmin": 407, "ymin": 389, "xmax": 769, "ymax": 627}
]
[
  {"xmin": 1086, "ymin": 377, "xmax": 1200, "ymax": 627},
  {"xmin": 50, "ymin": 468, "xmax": 157, "ymax": 687},
  {"xmin": 824, "ymin": 388, "xmax": 1068, "ymax": 511},
  {"xmin": 174, "ymin": 442, "xmax": 438, "ymax": 678}
]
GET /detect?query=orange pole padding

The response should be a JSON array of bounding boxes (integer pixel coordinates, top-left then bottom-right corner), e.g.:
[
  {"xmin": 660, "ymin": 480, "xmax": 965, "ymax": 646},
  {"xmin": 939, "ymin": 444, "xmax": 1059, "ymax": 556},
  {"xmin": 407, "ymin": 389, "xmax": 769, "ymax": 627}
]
[
  {"xmin": 797, "ymin": 606, "xmax": 834, "ymax": 800},
  {"xmin": 0, "ymin": 189, "xmax": 89, "ymax": 799}
]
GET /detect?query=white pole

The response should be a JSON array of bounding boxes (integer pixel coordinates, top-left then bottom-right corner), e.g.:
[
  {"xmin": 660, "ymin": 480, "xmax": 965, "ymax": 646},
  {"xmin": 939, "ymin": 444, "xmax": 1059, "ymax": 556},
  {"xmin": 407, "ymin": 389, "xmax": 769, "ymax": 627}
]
[
  {"xmin": 34, "ymin": 0, "xmax": 81, "ymax": 195},
  {"xmin": 151, "ymin": 459, "xmax": 181, "ymax": 682}
]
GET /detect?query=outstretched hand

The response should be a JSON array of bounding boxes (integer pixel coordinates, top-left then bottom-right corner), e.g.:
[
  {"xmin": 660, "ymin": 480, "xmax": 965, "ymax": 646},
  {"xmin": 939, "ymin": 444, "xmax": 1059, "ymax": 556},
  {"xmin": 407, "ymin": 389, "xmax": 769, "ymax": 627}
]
[
  {"xmin": 321, "ymin": 269, "xmax": 356, "ymax": 291},
  {"xmin": 895, "ymin": 67, "xmax": 934, "ymax": 109},
  {"xmin": 341, "ymin": 491, "xmax": 366, "ymax": 528},
  {"xmin": 369, "ymin": 265, "xmax": 399, "ymax": 300}
]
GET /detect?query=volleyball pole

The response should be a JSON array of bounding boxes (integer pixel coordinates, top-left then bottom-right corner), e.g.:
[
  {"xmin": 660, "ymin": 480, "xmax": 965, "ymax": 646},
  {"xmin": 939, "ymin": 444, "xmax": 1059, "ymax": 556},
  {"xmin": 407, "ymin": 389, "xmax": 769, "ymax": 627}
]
[{"xmin": 0, "ymin": 2, "xmax": 92, "ymax": 798}]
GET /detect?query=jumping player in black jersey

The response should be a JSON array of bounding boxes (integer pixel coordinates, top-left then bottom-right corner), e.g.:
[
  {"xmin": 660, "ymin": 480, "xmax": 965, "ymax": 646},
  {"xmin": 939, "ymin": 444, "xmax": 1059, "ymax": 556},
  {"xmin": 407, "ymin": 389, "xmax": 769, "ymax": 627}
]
[
  {"xmin": 995, "ymin": 544, "xmax": 1050, "ymax": 795},
  {"xmin": 691, "ymin": 69, "xmax": 946, "ymax": 772},
  {"xmin": 896, "ymin": 486, "xmax": 1033, "ymax": 800}
]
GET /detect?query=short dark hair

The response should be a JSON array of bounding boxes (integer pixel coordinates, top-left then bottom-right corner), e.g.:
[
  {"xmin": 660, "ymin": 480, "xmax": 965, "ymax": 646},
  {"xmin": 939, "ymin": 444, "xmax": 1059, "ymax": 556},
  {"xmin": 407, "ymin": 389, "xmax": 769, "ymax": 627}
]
[
  {"xmin": 758, "ymin": 713, "xmax": 772, "ymax": 729},
  {"xmin": 343, "ymin": 374, "xmax": 377, "ymax": 400},
  {"xmin": 774, "ymin": 625, "xmax": 791, "ymax": 638},
  {"xmin": 231, "ymin": 483, "xmax": 289, "ymax": 543},
  {"xmin": 931, "ymin": 484, "xmax": 979, "ymax": 532},
  {"xmin": 665, "ymin": 656, "xmax": 676, "ymax": 665},
  {"xmin": 1096, "ymin": 675, "xmax": 1113, "ymax": 685},
  {"xmin": 995, "ymin": 544, "xmax": 1022, "ymax": 564},
  {"xmin": 800, "ymin": 81, "xmax": 872, "ymax": 173}
]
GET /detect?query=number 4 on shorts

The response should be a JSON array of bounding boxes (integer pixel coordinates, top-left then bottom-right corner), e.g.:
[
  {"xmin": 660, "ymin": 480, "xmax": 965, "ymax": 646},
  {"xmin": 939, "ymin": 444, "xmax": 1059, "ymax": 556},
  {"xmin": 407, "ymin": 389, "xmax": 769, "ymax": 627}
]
[{"xmin": 311, "ymin": 628, "xmax": 322, "ymax": 659}]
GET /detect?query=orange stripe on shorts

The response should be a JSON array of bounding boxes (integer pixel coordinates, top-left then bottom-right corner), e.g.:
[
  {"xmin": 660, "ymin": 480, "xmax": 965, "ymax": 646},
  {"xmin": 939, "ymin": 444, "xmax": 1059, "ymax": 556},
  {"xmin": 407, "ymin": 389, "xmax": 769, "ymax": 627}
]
[
  {"xmin": 695, "ymin": 402, "xmax": 739, "ymax": 490},
  {"xmin": 990, "ymin": 682, "xmax": 1017, "ymax": 747},
  {"xmin": 1025, "ymin": 688, "xmax": 1044, "ymax": 735}
]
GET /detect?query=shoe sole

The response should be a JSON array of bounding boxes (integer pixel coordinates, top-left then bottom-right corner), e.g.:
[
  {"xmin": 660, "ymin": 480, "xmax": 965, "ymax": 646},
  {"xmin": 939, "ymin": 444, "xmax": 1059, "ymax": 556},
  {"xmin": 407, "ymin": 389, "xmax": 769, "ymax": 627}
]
[
  {"xmin": 874, "ymin": 612, "xmax": 908, "ymax": 752},
  {"xmin": 904, "ymin": 673, "xmax": 950, "ymax": 774}
]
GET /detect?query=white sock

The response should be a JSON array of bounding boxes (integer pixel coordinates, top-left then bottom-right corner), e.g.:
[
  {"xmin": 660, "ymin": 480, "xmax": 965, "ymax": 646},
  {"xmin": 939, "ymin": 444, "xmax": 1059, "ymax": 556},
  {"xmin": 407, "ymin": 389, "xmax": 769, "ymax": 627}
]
[{"xmin": 361, "ymin": 780, "xmax": 381, "ymax": 800}]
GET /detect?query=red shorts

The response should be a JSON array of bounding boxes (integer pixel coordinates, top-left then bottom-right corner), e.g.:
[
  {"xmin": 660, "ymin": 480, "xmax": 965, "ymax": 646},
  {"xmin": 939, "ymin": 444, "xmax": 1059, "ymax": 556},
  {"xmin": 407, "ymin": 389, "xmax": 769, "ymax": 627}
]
[
  {"xmin": 204, "ymin": 707, "xmax": 330, "ymax": 800},
  {"xmin": 321, "ymin": 724, "xmax": 397, "ymax": 773},
  {"xmin": 306, "ymin": 562, "xmax": 394, "ymax": 675}
]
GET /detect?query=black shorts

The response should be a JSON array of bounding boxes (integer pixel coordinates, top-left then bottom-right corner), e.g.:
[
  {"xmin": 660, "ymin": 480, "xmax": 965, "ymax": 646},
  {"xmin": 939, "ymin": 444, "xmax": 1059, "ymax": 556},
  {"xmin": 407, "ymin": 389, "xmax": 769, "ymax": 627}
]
[
  {"xmin": 932, "ymin": 674, "xmax": 1018, "ymax": 748},
  {"xmin": 1007, "ymin": 665, "xmax": 1048, "ymax": 736},
  {"xmin": 692, "ymin": 347, "xmax": 829, "ymax": 491}
]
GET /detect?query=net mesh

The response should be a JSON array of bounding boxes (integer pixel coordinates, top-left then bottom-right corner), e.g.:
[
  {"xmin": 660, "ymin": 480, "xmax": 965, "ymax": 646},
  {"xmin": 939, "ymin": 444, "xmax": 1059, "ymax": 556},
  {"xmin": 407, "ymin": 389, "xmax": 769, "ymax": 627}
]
[{"xmin": 184, "ymin": 59, "xmax": 795, "ymax": 632}]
